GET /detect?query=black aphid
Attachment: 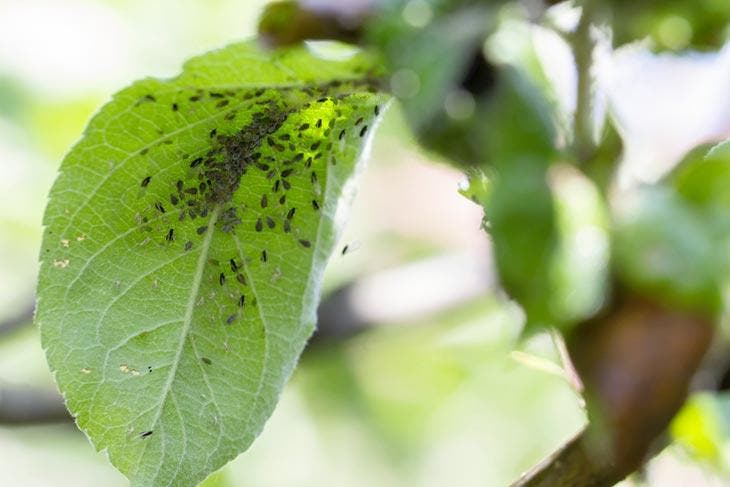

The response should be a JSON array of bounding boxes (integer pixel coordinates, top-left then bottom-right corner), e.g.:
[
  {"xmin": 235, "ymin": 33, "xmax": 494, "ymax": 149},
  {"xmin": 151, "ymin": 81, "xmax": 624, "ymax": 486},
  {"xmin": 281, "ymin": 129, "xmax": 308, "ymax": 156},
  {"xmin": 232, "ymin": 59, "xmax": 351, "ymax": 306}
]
[
  {"xmin": 201, "ymin": 357, "xmax": 212, "ymax": 365},
  {"xmin": 170, "ymin": 194, "xmax": 179, "ymax": 206},
  {"xmin": 219, "ymin": 273, "xmax": 226, "ymax": 286},
  {"xmin": 172, "ymin": 103, "xmax": 178, "ymax": 111},
  {"xmin": 310, "ymin": 172, "xmax": 318, "ymax": 184},
  {"xmin": 315, "ymin": 118, "xmax": 323, "ymax": 128},
  {"xmin": 141, "ymin": 148, "xmax": 149, "ymax": 156},
  {"xmin": 184, "ymin": 241, "xmax": 193, "ymax": 251},
  {"xmin": 140, "ymin": 431, "xmax": 154, "ymax": 438},
  {"xmin": 260, "ymin": 194, "xmax": 268, "ymax": 208},
  {"xmin": 154, "ymin": 202, "xmax": 166, "ymax": 214},
  {"xmin": 283, "ymin": 220, "xmax": 291, "ymax": 233},
  {"xmin": 185, "ymin": 187, "xmax": 198, "ymax": 195},
  {"xmin": 299, "ymin": 123, "xmax": 310, "ymax": 131},
  {"xmin": 141, "ymin": 176, "xmax": 151, "ymax": 187},
  {"xmin": 293, "ymin": 153, "xmax": 303, "ymax": 162},
  {"xmin": 360, "ymin": 125, "xmax": 368, "ymax": 137},
  {"xmin": 299, "ymin": 239, "xmax": 312, "ymax": 248},
  {"xmin": 209, "ymin": 92, "xmax": 224, "ymax": 98},
  {"xmin": 312, "ymin": 199, "xmax": 320, "ymax": 210},
  {"xmin": 236, "ymin": 273, "xmax": 246, "ymax": 285},
  {"xmin": 355, "ymin": 117, "xmax": 364, "ymax": 125},
  {"xmin": 273, "ymin": 180, "xmax": 281, "ymax": 192},
  {"xmin": 261, "ymin": 250, "xmax": 268, "ymax": 262},
  {"xmin": 281, "ymin": 168, "xmax": 293, "ymax": 178},
  {"xmin": 190, "ymin": 157, "xmax": 203, "ymax": 168},
  {"xmin": 255, "ymin": 218, "xmax": 263, "ymax": 232},
  {"xmin": 279, "ymin": 195, "xmax": 286, "ymax": 205},
  {"xmin": 287, "ymin": 208, "xmax": 296, "ymax": 220},
  {"xmin": 341, "ymin": 245, "xmax": 349, "ymax": 255},
  {"xmin": 176, "ymin": 180, "xmax": 184, "ymax": 192},
  {"xmin": 189, "ymin": 95, "xmax": 200, "ymax": 102},
  {"xmin": 226, "ymin": 314, "xmax": 236, "ymax": 325},
  {"xmin": 338, "ymin": 130, "xmax": 346, "ymax": 140},
  {"xmin": 216, "ymin": 99, "xmax": 229, "ymax": 108},
  {"xmin": 282, "ymin": 180, "xmax": 291, "ymax": 190},
  {"xmin": 280, "ymin": 134, "xmax": 291, "ymax": 141},
  {"xmin": 238, "ymin": 295, "xmax": 245, "ymax": 307},
  {"xmin": 165, "ymin": 229, "xmax": 174, "ymax": 242},
  {"xmin": 230, "ymin": 259, "xmax": 238, "ymax": 272},
  {"xmin": 317, "ymin": 97, "xmax": 328, "ymax": 103},
  {"xmin": 265, "ymin": 217, "xmax": 275, "ymax": 229},
  {"xmin": 209, "ymin": 128, "xmax": 217, "ymax": 138},
  {"xmin": 196, "ymin": 226, "xmax": 207, "ymax": 235},
  {"xmin": 374, "ymin": 105, "xmax": 380, "ymax": 115}
]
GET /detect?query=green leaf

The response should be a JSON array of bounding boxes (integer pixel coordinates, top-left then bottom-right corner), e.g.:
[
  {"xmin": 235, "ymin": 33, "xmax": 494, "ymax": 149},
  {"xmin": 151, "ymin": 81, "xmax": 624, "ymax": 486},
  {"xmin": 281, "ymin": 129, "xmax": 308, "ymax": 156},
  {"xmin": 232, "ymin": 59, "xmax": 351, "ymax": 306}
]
[{"xmin": 36, "ymin": 40, "xmax": 387, "ymax": 486}]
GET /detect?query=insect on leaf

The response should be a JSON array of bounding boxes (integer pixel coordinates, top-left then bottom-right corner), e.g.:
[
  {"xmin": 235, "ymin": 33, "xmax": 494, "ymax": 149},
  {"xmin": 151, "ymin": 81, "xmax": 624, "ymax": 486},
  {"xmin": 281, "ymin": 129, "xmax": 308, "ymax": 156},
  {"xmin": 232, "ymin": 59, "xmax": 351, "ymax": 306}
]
[{"xmin": 35, "ymin": 40, "xmax": 387, "ymax": 486}]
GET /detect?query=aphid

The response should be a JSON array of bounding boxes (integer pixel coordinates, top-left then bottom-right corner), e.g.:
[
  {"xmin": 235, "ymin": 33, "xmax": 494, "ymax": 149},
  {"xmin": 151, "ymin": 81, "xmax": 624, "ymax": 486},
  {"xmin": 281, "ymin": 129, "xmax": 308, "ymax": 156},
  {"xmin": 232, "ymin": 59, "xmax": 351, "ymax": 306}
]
[
  {"xmin": 165, "ymin": 229, "xmax": 175, "ymax": 242},
  {"xmin": 283, "ymin": 219, "xmax": 291, "ymax": 233},
  {"xmin": 141, "ymin": 148, "xmax": 149, "ymax": 156},
  {"xmin": 260, "ymin": 195, "xmax": 268, "ymax": 208},
  {"xmin": 184, "ymin": 187, "xmax": 198, "ymax": 195},
  {"xmin": 256, "ymin": 163, "xmax": 270, "ymax": 171},
  {"xmin": 140, "ymin": 431, "xmax": 154, "ymax": 439},
  {"xmin": 287, "ymin": 208, "xmax": 296, "ymax": 220},
  {"xmin": 338, "ymin": 130, "xmax": 346, "ymax": 140},
  {"xmin": 170, "ymin": 194, "xmax": 179, "ymax": 206},
  {"xmin": 238, "ymin": 295, "xmax": 245, "ymax": 307},
  {"xmin": 374, "ymin": 105, "xmax": 380, "ymax": 116},
  {"xmin": 225, "ymin": 314, "xmax": 236, "ymax": 325},
  {"xmin": 299, "ymin": 239, "xmax": 312, "ymax": 248},
  {"xmin": 282, "ymin": 180, "xmax": 291, "ymax": 190},
  {"xmin": 267, "ymin": 170, "xmax": 277, "ymax": 180},
  {"xmin": 310, "ymin": 141, "xmax": 321, "ymax": 151},
  {"xmin": 360, "ymin": 126, "xmax": 368, "ymax": 137},
  {"xmin": 279, "ymin": 195, "xmax": 286, "ymax": 205},
  {"xmin": 190, "ymin": 157, "xmax": 203, "ymax": 168},
  {"xmin": 188, "ymin": 208, "xmax": 197, "ymax": 219},
  {"xmin": 266, "ymin": 217, "xmax": 275, "ymax": 229},
  {"xmin": 281, "ymin": 168, "xmax": 293, "ymax": 178},
  {"xmin": 216, "ymin": 99, "xmax": 229, "ymax": 108},
  {"xmin": 261, "ymin": 250, "xmax": 268, "ymax": 263},
  {"xmin": 140, "ymin": 176, "xmax": 151, "ymax": 188},
  {"xmin": 154, "ymin": 202, "xmax": 166, "ymax": 214},
  {"xmin": 209, "ymin": 92, "xmax": 224, "ymax": 98},
  {"xmin": 310, "ymin": 172, "xmax": 318, "ymax": 184},
  {"xmin": 196, "ymin": 226, "xmax": 207, "ymax": 235},
  {"xmin": 201, "ymin": 357, "xmax": 212, "ymax": 365},
  {"xmin": 317, "ymin": 97, "xmax": 328, "ymax": 103},
  {"xmin": 219, "ymin": 273, "xmax": 226, "ymax": 286},
  {"xmin": 236, "ymin": 273, "xmax": 247, "ymax": 285},
  {"xmin": 176, "ymin": 180, "xmax": 184, "ymax": 192},
  {"xmin": 355, "ymin": 117, "xmax": 364, "ymax": 125},
  {"xmin": 184, "ymin": 241, "xmax": 193, "ymax": 251},
  {"xmin": 273, "ymin": 180, "xmax": 281, "ymax": 192},
  {"xmin": 293, "ymin": 153, "xmax": 304, "ymax": 162},
  {"xmin": 267, "ymin": 136, "xmax": 276, "ymax": 147},
  {"xmin": 230, "ymin": 259, "xmax": 238, "ymax": 272},
  {"xmin": 312, "ymin": 199, "xmax": 320, "ymax": 210},
  {"xmin": 299, "ymin": 123, "xmax": 310, "ymax": 131},
  {"xmin": 341, "ymin": 245, "xmax": 349, "ymax": 255},
  {"xmin": 189, "ymin": 95, "xmax": 200, "ymax": 102},
  {"xmin": 209, "ymin": 128, "xmax": 217, "ymax": 138},
  {"xmin": 280, "ymin": 134, "xmax": 291, "ymax": 141},
  {"xmin": 172, "ymin": 103, "xmax": 179, "ymax": 112},
  {"xmin": 255, "ymin": 218, "xmax": 263, "ymax": 232}
]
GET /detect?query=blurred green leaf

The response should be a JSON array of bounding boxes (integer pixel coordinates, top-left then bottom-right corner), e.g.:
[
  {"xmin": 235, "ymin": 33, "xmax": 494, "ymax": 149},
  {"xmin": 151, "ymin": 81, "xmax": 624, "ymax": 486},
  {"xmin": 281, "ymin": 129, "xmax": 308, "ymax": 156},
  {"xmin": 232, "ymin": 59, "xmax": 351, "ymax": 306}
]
[
  {"xmin": 36, "ymin": 40, "xmax": 387, "ymax": 486},
  {"xmin": 671, "ymin": 392, "xmax": 730, "ymax": 472}
]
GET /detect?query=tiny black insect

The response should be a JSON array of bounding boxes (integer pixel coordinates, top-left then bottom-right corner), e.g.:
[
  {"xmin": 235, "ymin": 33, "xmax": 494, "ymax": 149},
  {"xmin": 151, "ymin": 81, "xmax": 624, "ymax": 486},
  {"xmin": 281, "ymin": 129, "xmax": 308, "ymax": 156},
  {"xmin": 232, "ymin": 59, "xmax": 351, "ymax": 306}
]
[
  {"xmin": 281, "ymin": 168, "xmax": 293, "ymax": 178},
  {"xmin": 374, "ymin": 105, "xmax": 380, "ymax": 115},
  {"xmin": 338, "ymin": 130, "xmax": 346, "ymax": 140},
  {"xmin": 298, "ymin": 239, "xmax": 312, "ymax": 248},
  {"xmin": 238, "ymin": 295, "xmax": 245, "ymax": 307},
  {"xmin": 287, "ymin": 208, "xmax": 296, "ymax": 220},
  {"xmin": 236, "ymin": 273, "xmax": 247, "ymax": 285},
  {"xmin": 170, "ymin": 194, "xmax": 179, "ymax": 206},
  {"xmin": 230, "ymin": 259, "xmax": 238, "ymax": 272},
  {"xmin": 273, "ymin": 180, "xmax": 281, "ymax": 192},
  {"xmin": 201, "ymin": 357, "xmax": 212, "ymax": 365},
  {"xmin": 312, "ymin": 199, "xmax": 320, "ymax": 210},
  {"xmin": 355, "ymin": 117, "xmax": 364, "ymax": 126},
  {"xmin": 310, "ymin": 141, "xmax": 321, "ymax": 151},
  {"xmin": 316, "ymin": 119, "xmax": 323, "ymax": 128},
  {"xmin": 360, "ymin": 125, "xmax": 368, "ymax": 137},
  {"xmin": 154, "ymin": 202, "xmax": 166, "ymax": 214},
  {"xmin": 209, "ymin": 92, "xmax": 224, "ymax": 98},
  {"xmin": 189, "ymin": 95, "xmax": 200, "ymax": 102},
  {"xmin": 341, "ymin": 245, "xmax": 349, "ymax": 255},
  {"xmin": 176, "ymin": 180, "xmax": 184, "ymax": 192},
  {"xmin": 209, "ymin": 128, "xmax": 217, "ymax": 138},
  {"xmin": 299, "ymin": 123, "xmax": 310, "ymax": 131},
  {"xmin": 310, "ymin": 172, "xmax": 318, "ymax": 184},
  {"xmin": 141, "ymin": 176, "xmax": 151, "ymax": 187},
  {"xmin": 184, "ymin": 241, "xmax": 193, "ymax": 251},
  {"xmin": 226, "ymin": 314, "xmax": 236, "ymax": 325},
  {"xmin": 279, "ymin": 195, "xmax": 286, "ymax": 205},
  {"xmin": 196, "ymin": 226, "xmax": 207, "ymax": 235},
  {"xmin": 283, "ymin": 220, "xmax": 291, "ymax": 233},
  {"xmin": 261, "ymin": 250, "xmax": 268, "ymax": 262},
  {"xmin": 260, "ymin": 194, "xmax": 268, "ymax": 208},
  {"xmin": 280, "ymin": 134, "xmax": 291, "ymax": 141},
  {"xmin": 266, "ymin": 217, "xmax": 275, "ymax": 229},
  {"xmin": 190, "ymin": 157, "xmax": 203, "ymax": 168},
  {"xmin": 171, "ymin": 103, "xmax": 178, "ymax": 112},
  {"xmin": 255, "ymin": 218, "xmax": 263, "ymax": 232},
  {"xmin": 165, "ymin": 229, "xmax": 174, "ymax": 242},
  {"xmin": 216, "ymin": 99, "xmax": 229, "ymax": 108},
  {"xmin": 141, "ymin": 148, "xmax": 149, "ymax": 155},
  {"xmin": 140, "ymin": 431, "xmax": 154, "ymax": 439},
  {"xmin": 282, "ymin": 180, "xmax": 291, "ymax": 190},
  {"xmin": 219, "ymin": 273, "xmax": 226, "ymax": 286}
]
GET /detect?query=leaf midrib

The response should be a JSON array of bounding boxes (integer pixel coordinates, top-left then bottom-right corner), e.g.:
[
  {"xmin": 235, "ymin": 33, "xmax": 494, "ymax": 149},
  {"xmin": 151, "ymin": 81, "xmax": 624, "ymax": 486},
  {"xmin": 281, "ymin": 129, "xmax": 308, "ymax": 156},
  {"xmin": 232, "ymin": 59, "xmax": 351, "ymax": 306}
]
[{"xmin": 132, "ymin": 206, "xmax": 221, "ymax": 478}]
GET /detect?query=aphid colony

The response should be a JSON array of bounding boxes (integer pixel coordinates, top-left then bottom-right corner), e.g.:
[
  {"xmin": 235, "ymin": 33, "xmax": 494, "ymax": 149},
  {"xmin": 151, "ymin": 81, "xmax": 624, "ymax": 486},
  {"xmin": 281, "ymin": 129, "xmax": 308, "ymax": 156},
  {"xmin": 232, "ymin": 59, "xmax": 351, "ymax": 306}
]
[{"xmin": 134, "ymin": 80, "xmax": 379, "ymax": 330}]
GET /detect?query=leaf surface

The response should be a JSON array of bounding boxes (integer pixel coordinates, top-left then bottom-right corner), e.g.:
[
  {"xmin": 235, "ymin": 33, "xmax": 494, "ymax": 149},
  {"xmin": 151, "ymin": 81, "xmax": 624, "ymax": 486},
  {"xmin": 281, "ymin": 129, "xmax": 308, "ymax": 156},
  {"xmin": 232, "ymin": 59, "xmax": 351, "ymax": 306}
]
[{"xmin": 36, "ymin": 40, "xmax": 386, "ymax": 486}]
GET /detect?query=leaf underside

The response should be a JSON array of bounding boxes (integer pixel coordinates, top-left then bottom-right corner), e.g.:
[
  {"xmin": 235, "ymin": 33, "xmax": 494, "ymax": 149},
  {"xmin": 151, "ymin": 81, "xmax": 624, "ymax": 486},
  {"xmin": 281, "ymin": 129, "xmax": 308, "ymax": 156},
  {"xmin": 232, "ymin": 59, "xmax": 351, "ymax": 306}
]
[{"xmin": 36, "ymin": 41, "xmax": 386, "ymax": 487}]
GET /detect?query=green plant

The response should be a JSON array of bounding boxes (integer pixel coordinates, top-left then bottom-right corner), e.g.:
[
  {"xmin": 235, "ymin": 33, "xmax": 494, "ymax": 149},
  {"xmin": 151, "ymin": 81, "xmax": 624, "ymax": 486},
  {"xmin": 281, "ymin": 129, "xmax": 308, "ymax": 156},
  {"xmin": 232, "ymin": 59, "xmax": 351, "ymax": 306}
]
[{"xmin": 34, "ymin": 1, "xmax": 730, "ymax": 486}]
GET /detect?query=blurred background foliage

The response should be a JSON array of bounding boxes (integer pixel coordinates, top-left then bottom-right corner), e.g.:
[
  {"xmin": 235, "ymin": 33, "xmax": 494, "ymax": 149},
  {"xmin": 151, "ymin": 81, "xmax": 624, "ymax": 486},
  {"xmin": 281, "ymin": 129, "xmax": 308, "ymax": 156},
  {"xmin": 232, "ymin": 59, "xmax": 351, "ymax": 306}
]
[{"xmin": 1, "ymin": 0, "xmax": 730, "ymax": 485}]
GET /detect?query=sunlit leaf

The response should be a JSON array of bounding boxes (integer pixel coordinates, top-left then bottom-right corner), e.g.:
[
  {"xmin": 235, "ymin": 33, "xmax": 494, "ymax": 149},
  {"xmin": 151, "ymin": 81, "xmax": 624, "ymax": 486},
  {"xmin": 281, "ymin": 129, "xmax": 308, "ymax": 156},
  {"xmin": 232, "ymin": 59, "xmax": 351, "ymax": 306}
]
[{"xmin": 36, "ymin": 40, "xmax": 387, "ymax": 486}]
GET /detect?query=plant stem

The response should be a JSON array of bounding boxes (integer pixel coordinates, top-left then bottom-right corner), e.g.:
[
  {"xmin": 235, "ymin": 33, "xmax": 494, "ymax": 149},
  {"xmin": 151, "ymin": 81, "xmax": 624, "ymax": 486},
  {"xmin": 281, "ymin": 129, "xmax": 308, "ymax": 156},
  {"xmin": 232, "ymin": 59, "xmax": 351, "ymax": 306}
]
[{"xmin": 571, "ymin": 1, "xmax": 597, "ymax": 164}]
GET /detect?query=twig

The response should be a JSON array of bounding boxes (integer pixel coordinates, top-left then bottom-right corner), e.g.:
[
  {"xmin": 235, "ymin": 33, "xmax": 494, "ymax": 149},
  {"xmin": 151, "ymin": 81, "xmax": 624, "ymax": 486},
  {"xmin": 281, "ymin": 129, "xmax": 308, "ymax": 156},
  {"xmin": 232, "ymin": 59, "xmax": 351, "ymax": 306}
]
[{"xmin": 570, "ymin": 0, "xmax": 598, "ymax": 164}]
